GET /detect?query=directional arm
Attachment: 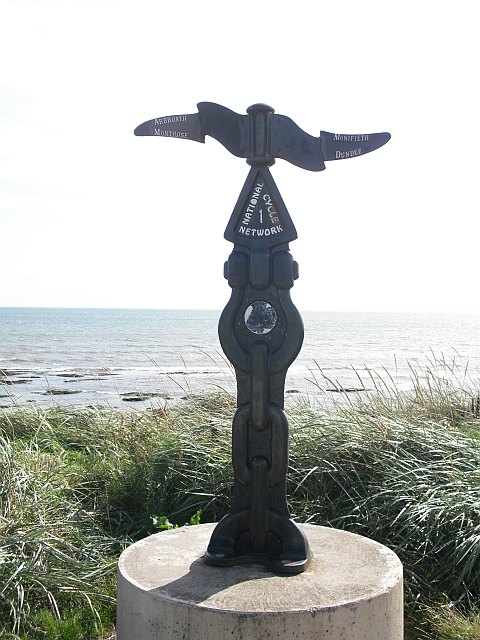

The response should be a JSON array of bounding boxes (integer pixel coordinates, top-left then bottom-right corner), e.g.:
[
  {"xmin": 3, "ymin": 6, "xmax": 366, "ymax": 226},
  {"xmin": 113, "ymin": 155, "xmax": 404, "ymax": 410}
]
[
  {"xmin": 134, "ymin": 102, "xmax": 391, "ymax": 170},
  {"xmin": 133, "ymin": 112, "xmax": 204, "ymax": 142}
]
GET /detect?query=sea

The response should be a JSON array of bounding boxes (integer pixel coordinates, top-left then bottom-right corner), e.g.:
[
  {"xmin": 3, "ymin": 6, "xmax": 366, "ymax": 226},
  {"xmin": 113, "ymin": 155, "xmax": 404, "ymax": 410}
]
[{"xmin": 1, "ymin": 307, "xmax": 480, "ymax": 410}]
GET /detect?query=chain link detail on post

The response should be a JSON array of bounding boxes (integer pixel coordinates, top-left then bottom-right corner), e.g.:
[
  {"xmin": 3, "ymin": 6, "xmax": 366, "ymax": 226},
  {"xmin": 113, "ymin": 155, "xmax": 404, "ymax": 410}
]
[{"xmin": 206, "ymin": 220, "xmax": 310, "ymax": 573}]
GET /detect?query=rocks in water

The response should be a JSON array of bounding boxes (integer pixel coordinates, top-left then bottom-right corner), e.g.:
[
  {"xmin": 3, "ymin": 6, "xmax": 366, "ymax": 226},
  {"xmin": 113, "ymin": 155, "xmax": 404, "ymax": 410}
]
[
  {"xmin": 121, "ymin": 392, "xmax": 168, "ymax": 402},
  {"xmin": 56, "ymin": 373, "xmax": 83, "ymax": 378},
  {"xmin": 1, "ymin": 370, "xmax": 42, "ymax": 385},
  {"xmin": 43, "ymin": 389, "xmax": 83, "ymax": 396}
]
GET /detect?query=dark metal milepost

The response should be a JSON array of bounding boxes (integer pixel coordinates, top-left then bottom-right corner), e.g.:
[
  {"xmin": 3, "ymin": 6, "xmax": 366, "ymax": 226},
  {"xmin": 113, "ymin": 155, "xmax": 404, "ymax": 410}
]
[{"xmin": 134, "ymin": 103, "xmax": 390, "ymax": 575}]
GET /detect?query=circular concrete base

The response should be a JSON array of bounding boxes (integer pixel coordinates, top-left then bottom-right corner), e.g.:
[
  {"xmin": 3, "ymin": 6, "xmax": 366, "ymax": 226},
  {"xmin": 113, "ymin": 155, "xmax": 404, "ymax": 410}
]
[{"xmin": 117, "ymin": 523, "xmax": 403, "ymax": 640}]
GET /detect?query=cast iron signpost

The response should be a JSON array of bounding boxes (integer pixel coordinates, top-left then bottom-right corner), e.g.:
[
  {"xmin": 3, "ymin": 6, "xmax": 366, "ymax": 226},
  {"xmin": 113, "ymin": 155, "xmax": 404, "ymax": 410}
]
[{"xmin": 135, "ymin": 103, "xmax": 390, "ymax": 574}]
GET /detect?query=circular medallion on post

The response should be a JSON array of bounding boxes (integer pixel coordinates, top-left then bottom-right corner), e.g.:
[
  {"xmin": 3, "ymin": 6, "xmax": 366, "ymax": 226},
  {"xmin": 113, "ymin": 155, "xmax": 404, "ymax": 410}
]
[{"xmin": 244, "ymin": 301, "xmax": 277, "ymax": 335}]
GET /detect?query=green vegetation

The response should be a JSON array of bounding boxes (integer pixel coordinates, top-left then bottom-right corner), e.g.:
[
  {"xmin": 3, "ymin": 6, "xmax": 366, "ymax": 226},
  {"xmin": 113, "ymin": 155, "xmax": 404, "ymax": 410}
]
[{"xmin": 1, "ymin": 363, "xmax": 479, "ymax": 639}]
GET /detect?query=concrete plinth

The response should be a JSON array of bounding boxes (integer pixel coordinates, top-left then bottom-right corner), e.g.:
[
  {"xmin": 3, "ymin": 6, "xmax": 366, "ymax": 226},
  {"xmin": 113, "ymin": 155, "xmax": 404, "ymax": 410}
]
[{"xmin": 117, "ymin": 523, "xmax": 403, "ymax": 640}]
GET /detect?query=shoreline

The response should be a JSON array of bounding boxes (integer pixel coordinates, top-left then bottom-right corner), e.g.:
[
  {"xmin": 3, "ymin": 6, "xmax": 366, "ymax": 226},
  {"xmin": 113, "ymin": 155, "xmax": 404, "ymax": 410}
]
[
  {"xmin": 3, "ymin": 348, "xmax": 480, "ymax": 411},
  {"xmin": 0, "ymin": 364, "xmax": 380, "ymax": 411}
]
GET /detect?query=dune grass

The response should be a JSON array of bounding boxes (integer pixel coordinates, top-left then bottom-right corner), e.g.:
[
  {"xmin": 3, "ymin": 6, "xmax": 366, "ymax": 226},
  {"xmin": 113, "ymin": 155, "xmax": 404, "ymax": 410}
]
[{"xmin": 0, "ymin": 362, "xmax": 479, "ymax": 639}]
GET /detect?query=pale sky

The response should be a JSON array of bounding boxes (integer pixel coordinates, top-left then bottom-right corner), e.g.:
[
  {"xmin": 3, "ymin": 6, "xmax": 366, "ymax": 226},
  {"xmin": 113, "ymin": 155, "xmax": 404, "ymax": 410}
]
[{"xmin": 1, "ymin": 0, "xmax": 479, "ymax": 313}]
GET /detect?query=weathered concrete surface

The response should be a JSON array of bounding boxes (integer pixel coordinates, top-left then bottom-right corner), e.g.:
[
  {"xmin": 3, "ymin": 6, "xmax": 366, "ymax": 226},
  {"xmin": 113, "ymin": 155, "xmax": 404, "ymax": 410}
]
[{"xmin": 117, "ymin": 523, "xmax": 403, "ymax": 639}]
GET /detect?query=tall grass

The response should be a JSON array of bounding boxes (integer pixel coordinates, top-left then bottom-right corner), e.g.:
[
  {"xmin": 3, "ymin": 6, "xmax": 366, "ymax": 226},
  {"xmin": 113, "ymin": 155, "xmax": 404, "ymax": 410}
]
[
  {"xmin": 288, "ymin": 401, "xmax": 480, "ymax": 606},
  {"xmin": 0, "ymin": 421, "xmax": 118, "ymax": 637},
  {"xmin": 0, "ymin": 360, "xmax": 479, "ymax": 639}
]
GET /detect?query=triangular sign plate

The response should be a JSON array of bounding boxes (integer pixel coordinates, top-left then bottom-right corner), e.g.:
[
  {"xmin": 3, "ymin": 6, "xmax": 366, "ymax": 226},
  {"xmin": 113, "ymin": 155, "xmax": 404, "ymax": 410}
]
[{"xmin": 224, "ymin": 167, "xmax": 297, "ymax": 248}]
